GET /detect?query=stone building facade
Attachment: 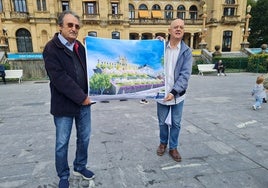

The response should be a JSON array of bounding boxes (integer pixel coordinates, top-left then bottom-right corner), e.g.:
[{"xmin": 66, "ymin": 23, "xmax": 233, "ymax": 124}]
[{"xmin": 0, "ymin": 0, "xmax": 249, "ymax": 54}]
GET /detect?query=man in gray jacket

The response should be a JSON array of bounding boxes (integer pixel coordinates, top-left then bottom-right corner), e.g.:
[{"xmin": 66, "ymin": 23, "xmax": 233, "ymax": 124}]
[{"xmin": 156, "ymin": 19, "xmax": 192, "ymax": 162}]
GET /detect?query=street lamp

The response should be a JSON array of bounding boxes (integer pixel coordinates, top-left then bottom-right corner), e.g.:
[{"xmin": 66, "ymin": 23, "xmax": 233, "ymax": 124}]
[
  {"xmin": 241, "ymin": 5, "xmax": 251, "ymax": 49},
  {"xmin": 0, "ymin": 27, "xmax": 9, "ymax": 52},
  {"xmin": 199, "ymin": 3, "xmax": 207, "ymax": 49},
  {"xmin": 243, "ymin": 5, "xmax": 252, "ymax": 43}
]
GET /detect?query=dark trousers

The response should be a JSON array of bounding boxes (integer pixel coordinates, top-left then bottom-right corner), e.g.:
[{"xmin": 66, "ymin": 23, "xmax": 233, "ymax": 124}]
[
  {"xmin": 0, "ymin": 75, "xmax": 6, "ymax": 84},
  {"xmin": 217, "ymin": 67, "xmax": 225, "ymax": 73}
]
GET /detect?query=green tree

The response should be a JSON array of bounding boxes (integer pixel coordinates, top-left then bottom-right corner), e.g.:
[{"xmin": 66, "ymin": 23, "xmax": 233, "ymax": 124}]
[
  {"xmin": 90, "ymin": 73, "xmax": 111, "ymax": 95},
  {"xmin": 248, "ymin": 0, "xmax": 268, "ymax": 47}
]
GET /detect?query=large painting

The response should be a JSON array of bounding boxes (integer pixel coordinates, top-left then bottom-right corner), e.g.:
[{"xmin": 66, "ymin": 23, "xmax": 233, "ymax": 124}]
[{"xmin": 85, "ymin": 37, "xmax": 165, "ymax": 101}]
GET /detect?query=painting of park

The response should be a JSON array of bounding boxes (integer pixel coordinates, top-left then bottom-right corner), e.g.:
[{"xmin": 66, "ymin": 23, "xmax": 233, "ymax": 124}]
[{"xmin": 85, "ymin": 36, "xmax": 165, "ymax": 101}]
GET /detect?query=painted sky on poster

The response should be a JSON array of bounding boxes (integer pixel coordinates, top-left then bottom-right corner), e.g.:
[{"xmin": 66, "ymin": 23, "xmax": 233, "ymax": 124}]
[{"xmin": 85, "ymin": 36, "xmax": 165, "ymax": 76}]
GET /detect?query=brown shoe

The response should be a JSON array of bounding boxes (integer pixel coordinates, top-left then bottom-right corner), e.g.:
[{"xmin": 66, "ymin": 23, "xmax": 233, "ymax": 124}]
[
  {"xmin": 169, "ymin": 149, "xmax": 182, "ymax": 162},
  {"xmin": 157, "ymin": 144, "xmax": 167, "ymax": 156}
]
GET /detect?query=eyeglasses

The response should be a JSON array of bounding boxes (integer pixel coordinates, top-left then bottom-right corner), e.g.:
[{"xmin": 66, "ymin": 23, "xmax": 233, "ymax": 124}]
[{"xmin": 67, "ymin": 23, "xmax": 80, "ymax": 30}]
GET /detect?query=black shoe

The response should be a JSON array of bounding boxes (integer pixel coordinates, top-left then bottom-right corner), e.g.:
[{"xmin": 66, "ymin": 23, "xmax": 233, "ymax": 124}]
[
  {"xmin": 73, "ymin": 168, "xmax": 95, "ymax": 180},
  {"xmin": 140, "ymin": 99, "xmax": 149, "ymax": 104},
  {"xmin": 59, "ymin": 178, "xmax": 69, "ymax": 188}
]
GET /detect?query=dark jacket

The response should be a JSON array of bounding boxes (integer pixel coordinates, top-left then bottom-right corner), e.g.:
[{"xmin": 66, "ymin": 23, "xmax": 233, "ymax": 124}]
[
  {"xmin": 213, "ymin": 61, "xmax": 224, "ymax": 70},
  {"xmin": 43, "ymin": 33, "xmax": 88, "ymax": 116},
  {"xmin": 0, "ymin": 65, "xmax": 5, "ymax": 77}
]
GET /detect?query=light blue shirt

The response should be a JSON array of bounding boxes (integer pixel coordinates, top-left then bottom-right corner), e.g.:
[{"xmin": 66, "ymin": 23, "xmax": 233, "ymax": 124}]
[
  {"xmin": 252, "ymin": 84, "xmax": 266, "ymax": 99},
  {"xmin": 58, "ymin": 33, "xmax": 75, "ymax": 51}
]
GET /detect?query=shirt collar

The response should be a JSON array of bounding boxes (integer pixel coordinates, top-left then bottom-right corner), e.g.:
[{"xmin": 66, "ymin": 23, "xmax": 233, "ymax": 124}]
[
  {"xmin": 167, "ymin": 41, "xmax": 181, "ymax": 50},
  {"xmin": 58, "ymin": 33, "xmax": 75, "ymax": 50}
]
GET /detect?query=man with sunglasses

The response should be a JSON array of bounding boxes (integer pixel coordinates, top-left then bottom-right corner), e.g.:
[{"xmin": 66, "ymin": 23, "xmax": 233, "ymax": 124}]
[{"xmin": 43, "ymin": 10, "xmax": 95, "ymax": 188}]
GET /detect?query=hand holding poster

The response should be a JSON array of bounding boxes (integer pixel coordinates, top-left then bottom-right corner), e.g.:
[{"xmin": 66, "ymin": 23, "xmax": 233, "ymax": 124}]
[{"xmin": 85, "ymin": 37, "xmax": 165, "ymax": 101}]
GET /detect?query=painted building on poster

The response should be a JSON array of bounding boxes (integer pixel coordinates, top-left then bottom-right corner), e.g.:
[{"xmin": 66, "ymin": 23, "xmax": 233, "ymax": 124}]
[{"xmin": 0, "ymin": 0, "xmax": 250, "ymax": 54}]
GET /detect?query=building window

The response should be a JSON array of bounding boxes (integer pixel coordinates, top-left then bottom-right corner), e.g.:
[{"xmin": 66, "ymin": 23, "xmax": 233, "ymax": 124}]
[
  {"xmin": 139, "ymin": 4, "xmax": 148, "ymax": 10},
  {"xmin": 223, "ymin": 7, "xmax": 235, "ymax": 16},
  {"xmin": 223, "ymin": 0, "xmax": 236, "ymax": 16},
  {"xmin": 16, "ymin": 28, "xmax": 33, "ymax": 52},
  {"xmin": 112, "ymin": 31, "xmax": 120, "ymax": 39},
  {"xmin": 225, "ymin": 0, "xmax": 235, "ymax": 4},
  {"xmin": 177, "ymin": 5, "xmax": 185, "ymax": 19},
  {"xmin": 152, "ymin": 4, "xmax": 160, "ymax": 10},
  {"xmin": 189, "ymin": 5, "xmax": 197, "ymax": 20},
  {"xmin": 84, "ymin": 2, "xmax": 97, "ymax": 15},
  {"xmin": 165, "ymin": 4, "xmax": 173, "ymax": 19},
  {"xmin": 37, "ymin": 0, "xmax": 47, "ymax": 11},
  {"xmin": 152, "ymin": 4, "xmax": 161, "ymax": 19},
  {"xmin": 111, "ymin": 3, "xmax": 118, "ymax": 14},
  {"xmin": 138, "ymin": 4, "xmax": 149, "ymax": 19},
  {"xmin": 88, "ymin": 31, "xmax": 97, "ymax": 37},
  {"xmin": 129, "ymin": 4, "xmax": 135, "ymax": 21},
  {"xmin": 61, "ymin": 1, "xmax": 69, "ymax": 11},
  {"xmin": 0, "ymin": 0, "xmax": 3, "ymax": 12},
  {"xmin": 141, "ymin": 33, "xmax": 153, "ymax": 40},
  {"xmin": 13, "ymin": 0, "xmax": 27, "ymax": 12},
  {"xmin": 129, "ymin": 33, "xmax": 139, "ymax": 40},
  {"xmin": 222, "ymin": 31, "xmax": 232, "ymax": 52}
]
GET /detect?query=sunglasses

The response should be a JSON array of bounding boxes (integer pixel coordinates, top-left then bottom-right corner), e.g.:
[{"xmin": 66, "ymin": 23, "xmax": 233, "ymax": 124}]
[{"xmin": 67, "ymin": 23, "xmax": 80, "ymax": 30}]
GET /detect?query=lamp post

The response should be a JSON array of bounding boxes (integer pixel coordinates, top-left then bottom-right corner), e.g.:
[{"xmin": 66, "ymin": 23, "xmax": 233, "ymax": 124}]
[
  {"xmin": 0, "ymin": 11, "xmax": 7, "ymax": 45},
  {"xmin": 199, "ymin": 3, "xmax": 207, "ymax": 49},
  {"xmin": 0, "ymin": 27, "xmax": 9, "ymax": 52},
  {"xmin": 241, "ymin": 5, "xmax": 251, "ymax": 50}
]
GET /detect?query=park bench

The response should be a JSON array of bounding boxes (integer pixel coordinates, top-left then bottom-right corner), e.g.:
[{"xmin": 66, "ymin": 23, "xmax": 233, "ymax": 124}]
[
  {"xmin": 197, "ymin": 64, "xmax": 217, "ymax": 76},
  {"xmin": 5, "ymin": 69, "xmax": 23, "ymax": 83}
]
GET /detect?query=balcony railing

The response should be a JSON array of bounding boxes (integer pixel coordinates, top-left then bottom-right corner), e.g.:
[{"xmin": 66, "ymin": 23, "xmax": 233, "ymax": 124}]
[
  {"xmin": 221, "ymin": 15, "xmax": 240, "ymax": 24},
  {"xmin": 82, "ymin": 14, "xmax": 100, "ymax": 24},
  {"xmin": 108, "ymin": 14, "xmax": 123, "ymax": 19},
  {"xmin": 83, "ymin": 13, "xmax": 100, "ymax": 20},
  {"xmin": 82, "ymin": 13, "xmax": 203, "ymax": 26},
  {"xmin": 10, "ymin": 12, "xmax": 29, "ymax": 22},
  {"xmin": 108, "ymin": 14, "xmax": 124, "ymax": 24},
  {"xmin": 129, "ymin": 18, "xmax": 203, "ymax": 25}
]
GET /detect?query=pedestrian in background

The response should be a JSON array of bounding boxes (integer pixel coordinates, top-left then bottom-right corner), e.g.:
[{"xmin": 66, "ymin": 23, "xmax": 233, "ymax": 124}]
[
  {"xmin": 0, "ymin": 64, "xmax": 6, "ymax": 84},
  {"xmin": 43, "ymin": 10, "xmax": 95, "ymax": 188},
  {"xmin": 156, "ymin": 19, "xmax": 192, "ymax": 162},
  {"xmin": 251, "ymin": 75, "xmax": 266, "ymax": 110},
  {"xmin": 214, "ymin": 59, "xmax": 226, "ymax": 76}
]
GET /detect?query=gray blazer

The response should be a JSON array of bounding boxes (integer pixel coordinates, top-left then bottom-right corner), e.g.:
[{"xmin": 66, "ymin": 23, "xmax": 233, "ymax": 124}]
[{"xmin": 168, "ymin": 40, "xmax": 193, "ymax": 99}]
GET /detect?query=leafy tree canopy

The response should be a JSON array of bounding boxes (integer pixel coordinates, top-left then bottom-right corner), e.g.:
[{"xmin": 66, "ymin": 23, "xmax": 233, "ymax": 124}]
[{"xmin": 248, "ymin": 0, "xmax": 268, "ymax": 47}]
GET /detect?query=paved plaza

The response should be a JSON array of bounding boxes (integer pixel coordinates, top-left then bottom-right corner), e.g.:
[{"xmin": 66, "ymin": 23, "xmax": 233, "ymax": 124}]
[{"xmin": 0, "ymin": 73, "xmax": 268, "ymax": 188}]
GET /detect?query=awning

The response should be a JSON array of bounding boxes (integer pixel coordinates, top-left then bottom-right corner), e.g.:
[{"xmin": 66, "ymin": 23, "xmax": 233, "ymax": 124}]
[
  {"xmin": 152, "ymin": 10, "xmax": 162, "ymax": 18},
  {"xmin": 138, "ymin": 10, "xmax": 149, "ymax": 18}
]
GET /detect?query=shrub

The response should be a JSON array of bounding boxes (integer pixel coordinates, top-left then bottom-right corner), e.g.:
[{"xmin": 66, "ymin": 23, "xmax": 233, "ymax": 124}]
[
  {"xmin": 213, "ymin": 57, "xmax": 248, "ymax": 70},
  {"xmin": 192, "ymin": 58, "xmax": 206, "ymax": 74},
  {"xmin": 2, "ymin": 63, "xmax": 10, "ymax": 70},
  {"xmin": 247, "ymin": 54, "xmax": 268, "ymax": 73}
]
